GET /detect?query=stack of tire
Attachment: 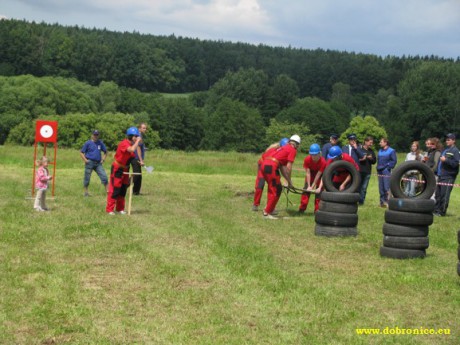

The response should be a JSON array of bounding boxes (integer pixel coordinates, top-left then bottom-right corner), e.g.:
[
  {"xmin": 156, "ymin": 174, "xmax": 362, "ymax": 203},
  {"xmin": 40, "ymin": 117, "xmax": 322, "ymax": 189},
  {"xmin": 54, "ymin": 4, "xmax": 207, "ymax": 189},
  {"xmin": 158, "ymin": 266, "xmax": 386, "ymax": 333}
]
[
  {"xmin": 380, "ymin": 161, "xmax": 437, "ymax": 259},
  {"xmin": 315, "ymin": 160, "xmax": 361, "ymax": 237}
]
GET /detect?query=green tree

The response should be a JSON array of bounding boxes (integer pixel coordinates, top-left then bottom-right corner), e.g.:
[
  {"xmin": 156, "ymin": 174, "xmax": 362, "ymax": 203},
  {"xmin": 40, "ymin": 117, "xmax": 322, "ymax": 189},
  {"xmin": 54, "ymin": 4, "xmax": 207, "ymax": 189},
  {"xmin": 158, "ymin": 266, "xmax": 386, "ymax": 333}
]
[
  {"xmin": 339, "ymin": 115, "xmax": 387, "ymax": 150},
  {"xmin": 264, "ymin": 119, "xmax": 320, "ymax": 153},
  {"xmin": 398, "ymin": 61, "xmax": 460, "ymax": 141},
  {"xmin": 155, "ymin": 98, "xmax": 204, "ymax": 150},
  {"xmin": 272, "ymin": 74, "xmax": 299, "ymax": 110},
  {"xmin": 94, "ymin": 81, "xmax": 121, "ymax": 113},
  {"xmin": 201, "ymin": 98, "xmax": 265, "ymax": 152},
  {"xmin": 208, "ymin": 68, "xmax": 270, "ymax": 118},
  {"xmin": 276, "ymin": 97, "xmax": 348, "ymax": 142},
  {"xmin": 330, "ymin": 82, "xmax": 352, "ymax": 109}
]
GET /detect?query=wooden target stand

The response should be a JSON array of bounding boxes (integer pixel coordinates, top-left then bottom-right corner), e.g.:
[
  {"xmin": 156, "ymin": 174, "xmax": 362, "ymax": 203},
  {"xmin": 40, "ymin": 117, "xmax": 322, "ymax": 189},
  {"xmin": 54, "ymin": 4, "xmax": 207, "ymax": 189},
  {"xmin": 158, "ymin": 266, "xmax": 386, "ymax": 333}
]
[{"xmin": 32, "ymin": 120, "xmax": 58, "ymax": 198}]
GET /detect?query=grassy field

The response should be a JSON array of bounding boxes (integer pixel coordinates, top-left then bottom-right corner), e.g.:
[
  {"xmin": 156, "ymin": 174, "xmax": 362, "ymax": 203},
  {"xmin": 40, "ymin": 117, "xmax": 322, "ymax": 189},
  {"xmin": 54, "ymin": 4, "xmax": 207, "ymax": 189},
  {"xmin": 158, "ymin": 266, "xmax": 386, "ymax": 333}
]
[{"xmin": 1, "ymin": 146, "xmax": 459, "ymax": 344}]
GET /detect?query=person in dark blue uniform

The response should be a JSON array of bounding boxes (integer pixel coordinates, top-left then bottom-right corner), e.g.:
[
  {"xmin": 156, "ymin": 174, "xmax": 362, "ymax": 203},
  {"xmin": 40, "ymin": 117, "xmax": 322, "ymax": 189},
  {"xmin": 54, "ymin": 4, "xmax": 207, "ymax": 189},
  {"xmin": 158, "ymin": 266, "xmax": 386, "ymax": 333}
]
[
  {"xmin": 80, "ymin": 130, "xmax": 108, "ymax": 196},
  {"xmin": 321, "ymin": 133, "xmax": 339, "ymax": 159},
  {"xmin": 376, "ymin": 137, "xmax": 397, "ymax": 207},
  {"xmin": 433, "ymin": 133, "xmax": 460, "ymax": 216},
  {"xmin": 342, "ymin": 133, "xmax": 365, "ymax": 165}
]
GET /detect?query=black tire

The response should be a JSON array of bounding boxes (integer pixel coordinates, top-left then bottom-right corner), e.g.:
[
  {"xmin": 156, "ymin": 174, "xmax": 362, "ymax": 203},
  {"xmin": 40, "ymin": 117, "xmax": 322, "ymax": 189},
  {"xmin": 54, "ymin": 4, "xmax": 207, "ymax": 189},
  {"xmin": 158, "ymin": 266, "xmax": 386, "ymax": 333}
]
[
  {"xmin": 458, "ymin": 247, "xmax": 460, "ymax": 261},
  {"xmin": 390, "ymin": 161, "xmax": 436, "ymax": 200},
  {"xmin": 382, "ymin": 223, "xmax": 429, "ymax": 237},
  {"xmin": 322, "ymin": 160, "xmax": 361, "ymax": 193},
  {"xmin": 380, "ymin": 246, "xmax": 426, "ymax": 259},
  {"xmin": 458, "ymin": 230, "xmax": 460, "ymax": 244},
  {"xmin": 319, "ymin": 201, "xmax": 358, "ymax": 214},
  {"xmin": 315, "ymin": 210, "xmax": 358, "ymax": 227},
  {"xmin": 385, "ymin": 210, "xmax": 433, "ymax": 226},
  {"xmin": 458, "ymin": 262, "xmax": 460, "ymax": 276},
  {"xmin": 320, "ymin": 191, "xmax": 360, "ymax": 204},
  {"xmin": 383, "ymin": 236, "xmax": 429, "ymax": 250},
  {"xmin": 388, "ymin": 198, "xmax": 435, "ymax": 214},
  {"xmin": 314, "ymin": 224, "xmax": 358, "ymax": 237}
]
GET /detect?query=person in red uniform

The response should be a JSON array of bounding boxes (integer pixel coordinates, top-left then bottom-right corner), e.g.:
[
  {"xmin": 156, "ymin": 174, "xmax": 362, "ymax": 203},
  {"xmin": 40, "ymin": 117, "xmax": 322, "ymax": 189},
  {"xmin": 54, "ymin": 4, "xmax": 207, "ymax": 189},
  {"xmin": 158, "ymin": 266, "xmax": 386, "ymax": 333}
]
[
  {"xmin": 325, "ymin": 146, "xmax": 360, "ymax": 191},
  {"xmin": 106, "ymin": 127, "xmax": 142, "ymax": 215},
  {"xmin": 299, "ymin": 143, "xmax": 326, "ymax": 214},
  {"xmin": 252, "ymin": 138, "xmax": 289, "ymax": 211},
  {"xmin": 261, "ymin": 134, "xmax": 301, "ymax": 219}
]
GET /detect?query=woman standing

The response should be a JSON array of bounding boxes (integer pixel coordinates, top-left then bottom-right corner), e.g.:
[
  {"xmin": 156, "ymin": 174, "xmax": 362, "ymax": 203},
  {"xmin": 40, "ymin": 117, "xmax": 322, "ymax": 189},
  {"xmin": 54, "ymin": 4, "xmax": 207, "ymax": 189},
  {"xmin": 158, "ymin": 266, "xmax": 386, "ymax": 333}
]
[{"xmin": 404, "ymin": 141, "xmax": 422, "ymax": 197}]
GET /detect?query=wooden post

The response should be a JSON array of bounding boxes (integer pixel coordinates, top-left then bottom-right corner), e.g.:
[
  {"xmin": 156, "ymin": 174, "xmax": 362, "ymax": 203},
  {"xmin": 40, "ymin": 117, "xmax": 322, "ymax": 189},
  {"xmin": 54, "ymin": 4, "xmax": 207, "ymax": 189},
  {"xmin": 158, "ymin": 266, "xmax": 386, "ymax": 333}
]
[
  {"xmin": 124, "ymin": 172, "xmax": 141, "ymax": 216},
  {"xmin": 127, "ymin": 174, "xmax": 134, "ymax": 215}
]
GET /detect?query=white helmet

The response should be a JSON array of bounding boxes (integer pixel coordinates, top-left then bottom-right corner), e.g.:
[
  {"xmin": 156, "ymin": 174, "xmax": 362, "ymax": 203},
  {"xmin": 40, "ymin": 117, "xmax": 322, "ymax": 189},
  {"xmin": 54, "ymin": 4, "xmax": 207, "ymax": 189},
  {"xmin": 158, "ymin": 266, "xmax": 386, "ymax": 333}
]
[{"xmin": 290, "ymin": 134, "xmax": 301, "ymax": 144}]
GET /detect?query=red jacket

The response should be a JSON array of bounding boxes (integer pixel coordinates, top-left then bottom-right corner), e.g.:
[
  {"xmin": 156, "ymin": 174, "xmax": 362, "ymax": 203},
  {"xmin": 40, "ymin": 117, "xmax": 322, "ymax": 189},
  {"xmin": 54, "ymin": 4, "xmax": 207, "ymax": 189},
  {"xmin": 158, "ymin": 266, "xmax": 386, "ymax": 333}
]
[
  {"xmin": 267, "ymin": 144, "xmax": 297, "ymax": 166},
  {"xmin": 114, "ymin": 139, "xmax": 135, "ymax": 167}
]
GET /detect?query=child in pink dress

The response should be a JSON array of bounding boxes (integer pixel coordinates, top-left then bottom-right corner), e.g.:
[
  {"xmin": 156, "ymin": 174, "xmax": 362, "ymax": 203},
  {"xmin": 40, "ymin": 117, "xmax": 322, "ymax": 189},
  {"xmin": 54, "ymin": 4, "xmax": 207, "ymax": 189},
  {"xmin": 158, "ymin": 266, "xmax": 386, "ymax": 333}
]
[{"xmin": 34, "ymin": 156, "xmax": 53, "ymax": 211}]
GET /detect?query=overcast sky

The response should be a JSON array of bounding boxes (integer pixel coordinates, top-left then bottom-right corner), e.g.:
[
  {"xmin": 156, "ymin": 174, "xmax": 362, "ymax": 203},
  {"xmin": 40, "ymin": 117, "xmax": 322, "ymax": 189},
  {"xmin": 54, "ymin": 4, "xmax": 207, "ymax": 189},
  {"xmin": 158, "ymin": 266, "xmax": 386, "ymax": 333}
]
[{"xmin": 1, "ymin": 0, "xmax": 459, "ymax": 58}]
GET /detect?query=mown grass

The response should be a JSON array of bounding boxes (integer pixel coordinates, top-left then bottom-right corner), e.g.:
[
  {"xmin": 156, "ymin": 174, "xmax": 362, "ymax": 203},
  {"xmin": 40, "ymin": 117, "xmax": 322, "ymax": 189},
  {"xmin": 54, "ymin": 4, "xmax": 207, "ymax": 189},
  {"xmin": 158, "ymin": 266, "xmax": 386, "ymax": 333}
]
[{"xmin": 0, "ymin": 146, "xmax": 459, "ymax": 344}]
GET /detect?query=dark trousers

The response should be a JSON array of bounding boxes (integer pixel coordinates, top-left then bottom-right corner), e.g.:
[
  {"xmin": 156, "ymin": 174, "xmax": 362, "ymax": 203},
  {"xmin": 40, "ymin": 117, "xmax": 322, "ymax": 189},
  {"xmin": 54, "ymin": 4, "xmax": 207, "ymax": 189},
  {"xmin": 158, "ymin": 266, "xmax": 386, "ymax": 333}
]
[
  {"xmin": 131, "ymin": 159, "xmax": 142, "ymax": 194},
  {"xmin": 359, "ymin": 172, "xmax": 371, "ymax": 204},
  {"xmin": 434, "ymin": 176, "xmax": 455, "ymax": 215}
]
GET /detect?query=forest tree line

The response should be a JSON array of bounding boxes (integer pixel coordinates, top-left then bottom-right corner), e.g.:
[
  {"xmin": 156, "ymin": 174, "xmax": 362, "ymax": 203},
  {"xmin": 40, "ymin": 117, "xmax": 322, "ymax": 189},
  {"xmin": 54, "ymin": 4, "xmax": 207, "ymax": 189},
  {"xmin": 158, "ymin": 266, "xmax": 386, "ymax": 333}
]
[{"xmin": 0, "ymin": 19, "xmax": 459, "ymax": 151}]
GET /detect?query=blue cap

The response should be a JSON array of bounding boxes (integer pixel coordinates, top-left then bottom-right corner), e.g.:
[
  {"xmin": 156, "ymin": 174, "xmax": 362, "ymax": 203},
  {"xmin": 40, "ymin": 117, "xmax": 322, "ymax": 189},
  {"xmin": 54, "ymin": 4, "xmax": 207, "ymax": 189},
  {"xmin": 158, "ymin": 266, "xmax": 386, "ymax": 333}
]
[
  {"xmin": 92, "ymin": 130, "xmax": 100, "ymax": 135},
  {"xmin": 347, "ymin": 133, "xmax": 357, "ymax": 140}
]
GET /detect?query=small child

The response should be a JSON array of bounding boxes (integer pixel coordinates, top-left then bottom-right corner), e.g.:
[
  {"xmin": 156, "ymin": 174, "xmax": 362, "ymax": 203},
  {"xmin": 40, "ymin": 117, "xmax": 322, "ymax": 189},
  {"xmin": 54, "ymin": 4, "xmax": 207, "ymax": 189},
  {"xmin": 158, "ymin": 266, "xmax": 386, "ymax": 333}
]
[{"xmin": 34, "ymin": 156, "xmax": 53, "ymax": 211}]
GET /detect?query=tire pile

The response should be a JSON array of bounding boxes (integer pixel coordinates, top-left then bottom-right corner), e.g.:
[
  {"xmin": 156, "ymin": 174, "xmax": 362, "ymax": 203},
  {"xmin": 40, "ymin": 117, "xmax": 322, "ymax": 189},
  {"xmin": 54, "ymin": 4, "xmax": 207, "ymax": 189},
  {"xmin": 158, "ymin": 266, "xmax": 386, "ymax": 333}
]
[
  {"xmin": 315, "ymin": 161, "xmax": 361, "ymax": 237},
  {"xmin": 380, "ymin": 199, "xmax": 434, "ymax": 259},
  {"xmin": 380, "ymin": 161, "xmax": 437, "ymax": 259}
]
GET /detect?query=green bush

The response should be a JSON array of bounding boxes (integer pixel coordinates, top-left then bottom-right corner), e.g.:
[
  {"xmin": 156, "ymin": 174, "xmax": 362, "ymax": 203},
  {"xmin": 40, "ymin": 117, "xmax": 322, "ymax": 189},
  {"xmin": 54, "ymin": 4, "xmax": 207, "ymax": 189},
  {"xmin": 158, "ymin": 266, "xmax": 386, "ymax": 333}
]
[
  {"xmin": 264, "ymin": 119, "xmax": 320, "ymax": 153},
  {"xmin": 5, "ymin": 113, "xmax": 163, "ymax": 150}
]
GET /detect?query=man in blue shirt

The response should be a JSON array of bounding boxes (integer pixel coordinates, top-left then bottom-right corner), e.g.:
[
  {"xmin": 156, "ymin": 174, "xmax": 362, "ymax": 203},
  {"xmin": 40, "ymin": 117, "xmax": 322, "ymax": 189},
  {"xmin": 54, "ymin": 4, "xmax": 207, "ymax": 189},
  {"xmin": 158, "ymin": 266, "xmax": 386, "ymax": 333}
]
[
  {"xmin": 80, "ymin": 130, "xmax": 108, "ymax": 196},
  {"xmin": 376, "ymin": 137, "xmax": 397, "ymax": 207},
  {"xmin": 433, "ymin": 133, "xmax": 460, "ymax": 216}
]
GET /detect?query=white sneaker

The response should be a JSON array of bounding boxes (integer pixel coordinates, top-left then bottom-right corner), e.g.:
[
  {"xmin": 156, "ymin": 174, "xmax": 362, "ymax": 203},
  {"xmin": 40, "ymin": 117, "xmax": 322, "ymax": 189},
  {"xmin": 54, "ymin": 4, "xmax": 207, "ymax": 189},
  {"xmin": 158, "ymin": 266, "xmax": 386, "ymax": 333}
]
[
  {"xmin": 263, "ymin": 213, "xmax": 278, "ymax": 220},
  {"xmin": 118, "ymin": 210, "xmax": 127, "ymax": 215},
  {"xmin": 108, "ymin": 212, "xmax": 116, "ymax": 216},
  {"xmin": 35, "ymin": 207, "xmax": 45, "ymax": 212}
]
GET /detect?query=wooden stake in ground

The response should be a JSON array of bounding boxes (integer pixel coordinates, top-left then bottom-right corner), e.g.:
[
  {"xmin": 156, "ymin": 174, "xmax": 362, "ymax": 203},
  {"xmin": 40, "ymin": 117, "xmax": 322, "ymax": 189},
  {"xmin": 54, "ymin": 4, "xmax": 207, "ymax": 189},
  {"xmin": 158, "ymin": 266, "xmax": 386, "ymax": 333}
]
[{"xmin": 124, "ymin": 172, "xmax": 142, "ymax": 216}]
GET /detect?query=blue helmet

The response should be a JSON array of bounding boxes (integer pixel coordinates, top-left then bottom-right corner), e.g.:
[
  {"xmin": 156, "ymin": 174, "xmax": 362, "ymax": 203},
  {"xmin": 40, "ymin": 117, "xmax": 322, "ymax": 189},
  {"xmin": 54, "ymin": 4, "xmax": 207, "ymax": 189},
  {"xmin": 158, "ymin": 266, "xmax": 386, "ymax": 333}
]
[
  {"xmin": 327, "ymin": 146, "xmax": 342, "ymax": 160},
  {"xmin": 126, "ymin": 127, "xmax": 140, "ymax": 136},
  {"xmin": 279, "ymin": 138, "xmax": 289, "ymax": 147},
  {"xmin": 309, "ymin": 143, "xmax": 321, "ymax": 155}
]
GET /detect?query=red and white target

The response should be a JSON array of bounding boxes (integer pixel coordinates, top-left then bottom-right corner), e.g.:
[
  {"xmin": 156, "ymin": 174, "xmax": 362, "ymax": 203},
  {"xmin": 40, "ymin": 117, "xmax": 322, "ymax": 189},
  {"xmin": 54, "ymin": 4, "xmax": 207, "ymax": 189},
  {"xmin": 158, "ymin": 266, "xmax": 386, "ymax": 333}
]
[{"xmin": 35, "ymin": 120, "xmax": 58, "ymax": 143}]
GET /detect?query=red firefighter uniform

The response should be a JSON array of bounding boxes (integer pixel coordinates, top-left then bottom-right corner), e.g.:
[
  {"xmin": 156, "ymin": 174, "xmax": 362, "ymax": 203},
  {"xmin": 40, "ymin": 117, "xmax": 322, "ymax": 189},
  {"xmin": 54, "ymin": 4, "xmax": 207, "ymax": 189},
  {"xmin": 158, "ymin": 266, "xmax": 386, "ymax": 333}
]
[
  {"xmin": 299, "ymin": 155, "xmax": 326, "ymax": 212},
  {"xmin": 253, "ymin": 147, "xmax": 277, "ymax": 207},
  {"xmin": 106, "ymin": 139, "xmax": 135, "ymax": 213},
  {"xmin": 261, "ymin": 144, "xmax": 297, "ymax": 214},
  {"xmin": 325, "ymin": 153, "xmax": 360, "ymax": 188}
]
